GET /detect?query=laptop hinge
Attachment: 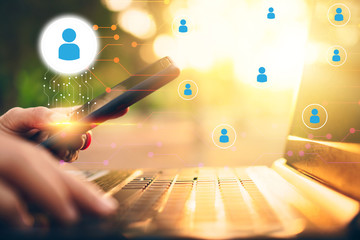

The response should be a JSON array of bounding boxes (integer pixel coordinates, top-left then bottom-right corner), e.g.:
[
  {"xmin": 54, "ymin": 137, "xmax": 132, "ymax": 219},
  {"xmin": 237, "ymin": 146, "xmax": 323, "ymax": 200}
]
[{"xmin": 272, "ymin": 158, "xmax": 359, "ymax": 230}]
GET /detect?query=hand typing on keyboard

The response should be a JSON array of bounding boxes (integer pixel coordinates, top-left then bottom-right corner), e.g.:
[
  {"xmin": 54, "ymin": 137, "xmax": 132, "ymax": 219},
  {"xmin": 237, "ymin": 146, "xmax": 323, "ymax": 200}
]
[{"xmin": 0, "ymin": 107, "xmax": 125, "ymax": 228}]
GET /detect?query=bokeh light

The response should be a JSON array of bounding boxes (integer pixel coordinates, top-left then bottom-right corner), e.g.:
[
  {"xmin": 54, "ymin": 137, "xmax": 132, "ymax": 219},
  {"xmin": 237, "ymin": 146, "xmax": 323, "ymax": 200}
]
[
  {"xmin": 101, "ymin": 0, "xmax": 132, "ymax": 12},
  {"xmin": 118, "ymin": 8, "xmax": 157, "ymax": 40}
]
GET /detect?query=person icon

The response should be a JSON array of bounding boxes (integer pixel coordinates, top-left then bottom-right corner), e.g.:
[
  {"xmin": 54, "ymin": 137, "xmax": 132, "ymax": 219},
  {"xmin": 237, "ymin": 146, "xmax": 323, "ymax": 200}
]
[
  {"xmin": 219, "ymin": 129, "xmax": 229, "ymax": 143},
  {"xmin": 184, "ymin": 83, "xmax": 192, "ymax": 96},
  {"xmin": 332, "ymin": 49, "xmax": 341, "ymax": 62},
  {"xmin": 267, "ymin": 7, "xmax": 275, "ymax": 19},
  {"xmin": 310, "ymin": 108, "xmax": 320, "ymax": 124},
  {"xmin": 334, "ymin": 8, "xmax": 344, "ymax": 22},
  {"xmin": 59, "ymin": 28, "xmax": 80, "ymax": 61},
  {"xmin": 178, "ymin": 19, "xmax": 188, "ymax": 33},
  {"xmin": 257, "ymin": 67, "xmax": 267, "ymax": 83}
]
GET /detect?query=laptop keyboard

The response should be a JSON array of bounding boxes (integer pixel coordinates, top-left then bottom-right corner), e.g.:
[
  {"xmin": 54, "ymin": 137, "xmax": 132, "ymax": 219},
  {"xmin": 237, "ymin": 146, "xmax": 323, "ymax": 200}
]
[
  {"xmin": 93, "ymin": 170, "xmax": 133, "ymax": 192},
  {"xmin": 94, "ymin": 167, "xmax": 285, "ymax": 237}
]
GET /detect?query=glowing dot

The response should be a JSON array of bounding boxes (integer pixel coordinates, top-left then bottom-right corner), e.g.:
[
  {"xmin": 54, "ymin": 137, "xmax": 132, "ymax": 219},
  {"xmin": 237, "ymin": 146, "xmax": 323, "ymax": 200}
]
[
  {"xmin": 231, "ymin": 146, "xmax": 237, "ymax": 151},
  {"xmin": 358, "ymin": 100, "xmax": 360, "ymax": 105},
  {"xmin": 61, "ymin": 132, "xmax": 66, "ymax": 138},
  {"xmin": 299, "ymin": 150, "xmax": 305, "ymax": 156},
  {"xmin": 287, "ymin": 151, "xmax": 293, "ymax": 157},
  {"xmin": 114, "ymin": 34, "xmax": 120, "ymax": 40},
  {"xmin": 93, "ymin": 25, "xmax": 98, "ymax": 30},
  {"xmin": 131, "ymin": 41, "xmax": 138, "ymax": 47},
  {"xmin": 152, "ymin": 125, "xmax": 158, "ymax": 131},
  {"xmin": 241, "ymin": 132, "xmax": 247, "ymax": 138},
  {"xmin": 148, "ymin": 152, "xmax": 154, "ymax": 158},
  {"xmin": 157, "ymin": 141, "xmax": 162, "ymax": 147},
  {"xmin": 111, "ymin": 24, "xmax": 117, "ymax": 30},
  {"xmin": 305, "ymin": 143, "xmax": 311, "ymax": 149},
  {"xmin": 308, "ymin": 134, "xmax": 314, "ymax": 139},
  {"xmin": 164, "ymin": 0, "xmax": 170, "ymax": 4},
  {"xmin": 137, "ymin": 123, "xmax": 143, "ymax": 128},
  {"xmin": 323, "ymin": 101, "xmax": 328, "ymax": 106},
  {"xmin": 59, "ymin": 160, "xmax": 65, "ymax": 165},
  {"xmin": 350, "ymin": 128, "xmax": 356, "ymax": 133},
  {"xmin": 113, "ymin": 57, "xmax": 119, "ymax": 63},
  {"xmin": 326, "ymin": 133, "xmax": 332, "ymax": 139},
  {"xmin": 110, "ymin": 142, "xmax": 117, "ymax": 148},
  {"xmin": 198, "ymin": 162, "xmax": 204, "ymax": 167},
  {"xmin": 106, "ymin": 87, "xmax": 111, "ymax": 93},
  {"xmin": 104, "ymin": 160, "xmax": 109, "ymax": 165}
]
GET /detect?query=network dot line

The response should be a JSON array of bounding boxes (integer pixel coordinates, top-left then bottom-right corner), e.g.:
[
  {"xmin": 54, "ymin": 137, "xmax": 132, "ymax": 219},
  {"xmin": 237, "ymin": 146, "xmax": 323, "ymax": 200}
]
[
  {"xmin": 296, "ymin": 151, "xmax": 360, "ymax": 164},
  {"xmin": 42, "ymin": 70, "xmax": 94, "ymax": 109},
  {"xmin": 306, "ymin": 127, "xmax": 359, "ymax": 143},
  {"xmin": 341, "ymin": 127, "xmax": 359, "ymax": 142}
]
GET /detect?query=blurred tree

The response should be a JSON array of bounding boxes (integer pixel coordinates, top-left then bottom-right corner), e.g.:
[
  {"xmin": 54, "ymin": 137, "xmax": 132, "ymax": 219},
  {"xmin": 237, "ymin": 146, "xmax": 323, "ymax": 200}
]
[{"xmin": 0, "ymin": 0, "xmax": 111, "ymax": 114}]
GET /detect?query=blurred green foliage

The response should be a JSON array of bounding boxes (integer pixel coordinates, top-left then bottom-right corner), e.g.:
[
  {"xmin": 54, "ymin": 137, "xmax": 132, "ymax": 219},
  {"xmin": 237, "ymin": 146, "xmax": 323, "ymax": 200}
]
[{"xmin": 0, "ymin": 0, "xmax": 114, "ymax": 114}]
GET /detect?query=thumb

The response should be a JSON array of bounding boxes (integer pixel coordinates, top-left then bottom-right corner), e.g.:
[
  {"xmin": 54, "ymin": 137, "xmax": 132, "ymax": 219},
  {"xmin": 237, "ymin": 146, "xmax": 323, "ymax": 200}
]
[{"xmin": 0, "ymin": 107, "xmax": 68, "ymax": 134}]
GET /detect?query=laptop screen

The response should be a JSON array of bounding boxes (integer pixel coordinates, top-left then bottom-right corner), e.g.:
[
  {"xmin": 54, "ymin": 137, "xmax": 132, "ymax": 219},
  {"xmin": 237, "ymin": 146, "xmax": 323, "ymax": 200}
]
[{"xmin": 285, "ymin": 1, "xmax": 360, "ymax": 200}]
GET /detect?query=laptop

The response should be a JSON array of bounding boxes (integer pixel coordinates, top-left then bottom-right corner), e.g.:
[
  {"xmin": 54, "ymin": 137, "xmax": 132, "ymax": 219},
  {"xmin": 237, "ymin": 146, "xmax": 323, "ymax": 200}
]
[{"xmin": 6, "ymin": 1, "xmax": 360, "ymax": 239}]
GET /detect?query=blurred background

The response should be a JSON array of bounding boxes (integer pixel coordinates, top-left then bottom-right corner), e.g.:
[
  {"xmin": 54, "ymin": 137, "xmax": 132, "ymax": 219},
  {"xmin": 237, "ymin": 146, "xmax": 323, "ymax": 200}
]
[{"xmin": 0, "ymin": 0, "xmax": 313, "ymax": 169}]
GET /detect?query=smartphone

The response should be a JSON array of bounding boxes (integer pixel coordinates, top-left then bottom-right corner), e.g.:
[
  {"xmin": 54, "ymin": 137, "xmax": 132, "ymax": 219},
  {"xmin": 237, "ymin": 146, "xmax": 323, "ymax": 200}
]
[{"xmin": 40, "ymin": 56, "xmax": 180, "ymax": 150}]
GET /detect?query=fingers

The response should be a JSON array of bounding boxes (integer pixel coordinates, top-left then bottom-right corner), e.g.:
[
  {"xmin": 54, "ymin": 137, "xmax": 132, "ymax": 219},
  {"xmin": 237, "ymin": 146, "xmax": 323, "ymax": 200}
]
[
  {"xmin": 0, "ymin": 134, "xmax": 117, "ymax": 226},
  {"xmin": 0, "ymin": 180, "xmax": 33, "ymax": 228},
  {"xmin": 0, "ymin": 142, "xmax": 78, "ymax": 224},
  {"xmin": 109, "ymin": 107, "xmax": 129, "ymax": 119},
  {"xmin": 37, "ymin": 145, "xmax": 118, "ymax": 217},
  {"xmin": 60, "ymin": 172, "xmax": 118, "ymax": 216},
  {"xmin": 50, "ymin": 132, "xmax": 88, "ymax": 162}
]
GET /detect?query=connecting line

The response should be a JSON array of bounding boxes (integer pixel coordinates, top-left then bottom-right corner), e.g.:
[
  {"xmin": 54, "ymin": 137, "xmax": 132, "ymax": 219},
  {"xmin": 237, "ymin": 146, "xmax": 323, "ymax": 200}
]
[
  {"xmin": 304, "ymin": 152, "xmax": 360, "ymax": 164},
  {"xmin": 87, "ymin": 68, "xmax": 107, "ymax": 88},
  {"xmin": 97, "ymin": 43, "xmax": 123, "ymax": 56},
  {"xmin": 115, "ymin": 62, "xmax": 132, "ymax": 76}
]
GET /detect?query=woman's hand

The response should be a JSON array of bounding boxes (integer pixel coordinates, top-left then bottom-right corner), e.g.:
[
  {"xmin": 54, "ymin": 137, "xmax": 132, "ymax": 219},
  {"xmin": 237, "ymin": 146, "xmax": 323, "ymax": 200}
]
[
  {"xmin": 0, "ymin": 106, "xmax": 128, "ymax": 162},
  {"xmin": 0, "ymin": 133, "xmax": 118, "ymax": 227}
]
